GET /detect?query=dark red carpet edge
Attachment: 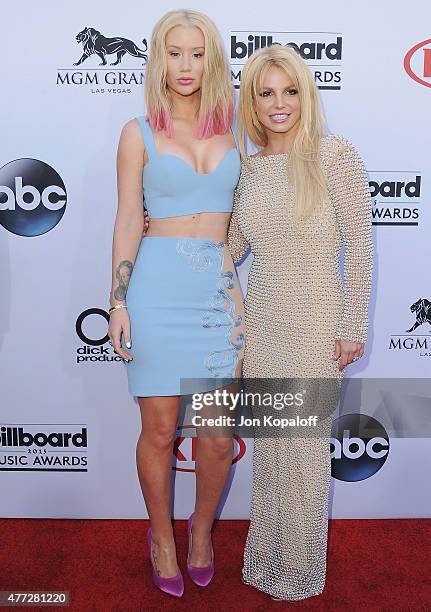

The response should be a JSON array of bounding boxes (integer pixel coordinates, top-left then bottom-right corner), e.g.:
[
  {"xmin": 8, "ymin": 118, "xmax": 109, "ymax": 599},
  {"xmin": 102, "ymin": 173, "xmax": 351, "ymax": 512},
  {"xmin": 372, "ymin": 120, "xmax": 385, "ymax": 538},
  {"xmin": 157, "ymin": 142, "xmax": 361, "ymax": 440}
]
[{"xmin": 2, "ymin": 518, "xmax": 430, "ymax": 612}]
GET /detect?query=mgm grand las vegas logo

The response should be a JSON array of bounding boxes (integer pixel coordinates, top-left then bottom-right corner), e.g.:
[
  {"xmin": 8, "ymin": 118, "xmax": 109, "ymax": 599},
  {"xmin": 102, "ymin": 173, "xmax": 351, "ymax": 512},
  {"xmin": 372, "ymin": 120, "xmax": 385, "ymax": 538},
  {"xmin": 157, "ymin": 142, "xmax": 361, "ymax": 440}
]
[
  {"xmin": 389, "ymin": 298, "xmax": 431, "ymax": 356},
  {"xmin": 369, "ymin": 171, "xmax": 422, "ymax": 226},
  {"xmin": 57, "ymin": 27, "xmax": 148, "ymax": 94},
  {"xmin": 230, "ymin": 31, "xmax": 343, "ymax": 90}
]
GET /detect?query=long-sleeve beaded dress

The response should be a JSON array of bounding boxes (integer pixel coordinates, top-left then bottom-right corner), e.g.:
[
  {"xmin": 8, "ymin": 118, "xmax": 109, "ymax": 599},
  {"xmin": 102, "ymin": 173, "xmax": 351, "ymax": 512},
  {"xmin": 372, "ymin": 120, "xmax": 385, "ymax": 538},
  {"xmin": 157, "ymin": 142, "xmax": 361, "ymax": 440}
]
[{"xmin": 227, "ymin": 134, "xmax": 373, "ymax": 600}]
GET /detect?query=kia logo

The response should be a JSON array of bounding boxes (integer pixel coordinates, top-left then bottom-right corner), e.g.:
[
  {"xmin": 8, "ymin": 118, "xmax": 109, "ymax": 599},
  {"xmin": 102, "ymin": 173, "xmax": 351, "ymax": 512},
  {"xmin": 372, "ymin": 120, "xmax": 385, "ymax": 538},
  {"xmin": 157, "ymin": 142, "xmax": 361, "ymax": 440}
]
[
  {"xmin": 173, "ymin": 425, "xmax": 246, "ymax": 472},
  {"xmin": 404, "ymin": 38, "xmax": 431, "ymax": 88}
]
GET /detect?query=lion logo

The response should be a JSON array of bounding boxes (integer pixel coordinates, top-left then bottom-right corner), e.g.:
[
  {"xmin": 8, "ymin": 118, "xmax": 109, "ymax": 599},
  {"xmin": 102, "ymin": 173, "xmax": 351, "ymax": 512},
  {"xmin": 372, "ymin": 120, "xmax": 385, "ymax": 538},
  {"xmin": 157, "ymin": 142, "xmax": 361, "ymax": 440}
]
[
  {"xmin": 73, "ymin": 27, "xmax": 147, "ymax": 66},
  {"xmin": 406, "ymin": 298, "xmax": 431, "ymax": 332}
]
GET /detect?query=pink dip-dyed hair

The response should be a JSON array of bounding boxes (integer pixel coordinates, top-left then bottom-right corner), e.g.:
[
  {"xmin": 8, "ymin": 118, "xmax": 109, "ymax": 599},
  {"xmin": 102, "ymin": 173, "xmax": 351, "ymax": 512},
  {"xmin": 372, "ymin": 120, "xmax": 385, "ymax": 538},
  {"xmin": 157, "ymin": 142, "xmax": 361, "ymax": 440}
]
[{"xmin": 145, "ymin": 10, "xmax": 234, "ymax": 139}]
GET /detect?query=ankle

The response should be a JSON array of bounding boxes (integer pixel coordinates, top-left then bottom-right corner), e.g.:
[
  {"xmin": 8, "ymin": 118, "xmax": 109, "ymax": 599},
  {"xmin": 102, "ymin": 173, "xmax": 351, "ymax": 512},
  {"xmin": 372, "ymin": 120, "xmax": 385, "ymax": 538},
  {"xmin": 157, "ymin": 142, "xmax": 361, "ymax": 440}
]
[
  {"xmin": 151, "ymin": 531, "xmax": 176, "ymax": 549},
  {"xmin": 191, "ymin": 522, "xmax": 213, "ymax": 538},
  {"xmin": 152, "ymin": 535, "xmax": 175, "ymax": 548}
]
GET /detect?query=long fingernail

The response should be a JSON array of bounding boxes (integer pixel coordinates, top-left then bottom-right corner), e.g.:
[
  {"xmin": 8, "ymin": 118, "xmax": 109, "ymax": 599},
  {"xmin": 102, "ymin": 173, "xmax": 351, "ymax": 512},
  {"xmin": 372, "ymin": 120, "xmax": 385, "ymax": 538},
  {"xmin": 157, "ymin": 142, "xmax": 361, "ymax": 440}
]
[{"xmin": 126, "ymin": 342, "xmax": 131, "ymax": 349}]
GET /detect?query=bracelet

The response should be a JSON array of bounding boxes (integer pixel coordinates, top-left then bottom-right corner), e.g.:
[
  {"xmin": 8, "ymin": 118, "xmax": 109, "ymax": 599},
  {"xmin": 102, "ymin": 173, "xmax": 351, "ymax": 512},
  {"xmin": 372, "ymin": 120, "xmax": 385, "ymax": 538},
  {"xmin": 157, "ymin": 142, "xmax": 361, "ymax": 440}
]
[{"xmin": 109, "ymin": 304, "xmax": 128, "ymax": 314}]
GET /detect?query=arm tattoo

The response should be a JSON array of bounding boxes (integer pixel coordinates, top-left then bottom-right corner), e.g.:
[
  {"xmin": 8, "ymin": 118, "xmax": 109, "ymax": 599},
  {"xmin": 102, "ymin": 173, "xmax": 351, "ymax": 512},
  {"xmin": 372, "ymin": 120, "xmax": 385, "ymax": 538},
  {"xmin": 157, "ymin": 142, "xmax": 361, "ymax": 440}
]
[{"xmin": 114, "ymin": 260, "xmax": 133, "ymax": 301}]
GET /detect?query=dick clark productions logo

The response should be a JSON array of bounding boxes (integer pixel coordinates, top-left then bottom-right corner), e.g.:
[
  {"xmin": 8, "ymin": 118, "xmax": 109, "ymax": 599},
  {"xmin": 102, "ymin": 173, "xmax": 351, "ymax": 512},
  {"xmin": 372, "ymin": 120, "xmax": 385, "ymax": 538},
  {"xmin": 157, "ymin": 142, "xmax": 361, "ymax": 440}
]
[
  {"xmin": 75, "ymin": 308, "xmax": 122, "ymax": 363},
  {"xmin": 0, "ymin": 159, "xmax": 67, "ymax": 236}
]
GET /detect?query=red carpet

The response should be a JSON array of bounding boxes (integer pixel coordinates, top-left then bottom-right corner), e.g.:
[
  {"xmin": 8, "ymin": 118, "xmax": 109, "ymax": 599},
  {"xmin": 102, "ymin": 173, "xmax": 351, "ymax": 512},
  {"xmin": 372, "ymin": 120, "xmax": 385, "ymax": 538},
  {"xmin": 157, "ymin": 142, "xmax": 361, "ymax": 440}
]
[{"xmin": 2, "ymin": 518, "xmax": 430, "ymax": 611}]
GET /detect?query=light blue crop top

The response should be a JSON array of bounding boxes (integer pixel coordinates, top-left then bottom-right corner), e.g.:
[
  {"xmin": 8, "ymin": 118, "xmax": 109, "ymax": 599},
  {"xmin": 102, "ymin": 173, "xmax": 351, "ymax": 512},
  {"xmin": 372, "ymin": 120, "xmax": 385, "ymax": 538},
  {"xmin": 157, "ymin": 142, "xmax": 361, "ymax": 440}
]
[{"xmin": 136, "ymin": 116, "xmax": 241, "ymax": 219}]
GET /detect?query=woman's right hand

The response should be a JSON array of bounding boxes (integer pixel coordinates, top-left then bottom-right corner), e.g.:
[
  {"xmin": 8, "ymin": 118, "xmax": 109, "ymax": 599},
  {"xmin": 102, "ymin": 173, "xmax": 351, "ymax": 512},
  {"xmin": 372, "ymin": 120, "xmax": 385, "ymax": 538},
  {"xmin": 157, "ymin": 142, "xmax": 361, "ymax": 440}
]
[{"xmin": 108, "ymin": 308, "xmax": 133, "ymax": 362}]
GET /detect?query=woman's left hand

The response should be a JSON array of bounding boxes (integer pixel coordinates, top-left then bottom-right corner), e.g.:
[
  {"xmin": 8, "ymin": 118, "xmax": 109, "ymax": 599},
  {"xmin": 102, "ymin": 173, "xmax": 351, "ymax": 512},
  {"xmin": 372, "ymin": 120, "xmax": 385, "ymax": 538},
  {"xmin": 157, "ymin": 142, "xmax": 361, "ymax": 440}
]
[{"xmin": 332, "ymin": 339, "xmax": 364, "ymax": 370}]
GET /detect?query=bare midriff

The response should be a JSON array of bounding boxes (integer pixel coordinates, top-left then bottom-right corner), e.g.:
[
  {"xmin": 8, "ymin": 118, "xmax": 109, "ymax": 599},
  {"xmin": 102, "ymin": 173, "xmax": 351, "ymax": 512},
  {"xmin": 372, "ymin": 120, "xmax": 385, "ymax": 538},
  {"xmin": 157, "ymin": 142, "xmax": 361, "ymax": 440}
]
[{"xmin": 145, "ymin": 212, "xmax": 231, "ymax": 243}]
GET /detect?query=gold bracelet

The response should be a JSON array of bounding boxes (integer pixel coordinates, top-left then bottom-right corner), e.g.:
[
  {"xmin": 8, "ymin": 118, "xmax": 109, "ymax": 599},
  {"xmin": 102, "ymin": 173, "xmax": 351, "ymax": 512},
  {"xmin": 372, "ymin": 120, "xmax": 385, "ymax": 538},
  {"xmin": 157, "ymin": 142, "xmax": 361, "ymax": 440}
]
[{"xmin": 108, "ymin": 304, "xmax": 128, "ymax": 314}]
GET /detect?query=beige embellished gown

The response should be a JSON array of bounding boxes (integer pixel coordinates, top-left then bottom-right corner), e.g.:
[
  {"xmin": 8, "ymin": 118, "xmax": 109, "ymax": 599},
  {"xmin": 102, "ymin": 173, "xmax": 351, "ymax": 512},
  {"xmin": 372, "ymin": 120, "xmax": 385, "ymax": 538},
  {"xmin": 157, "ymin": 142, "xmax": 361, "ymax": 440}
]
[{"xmin": 227, "ymin": 135, "xmax": 373, "ymax": 600}]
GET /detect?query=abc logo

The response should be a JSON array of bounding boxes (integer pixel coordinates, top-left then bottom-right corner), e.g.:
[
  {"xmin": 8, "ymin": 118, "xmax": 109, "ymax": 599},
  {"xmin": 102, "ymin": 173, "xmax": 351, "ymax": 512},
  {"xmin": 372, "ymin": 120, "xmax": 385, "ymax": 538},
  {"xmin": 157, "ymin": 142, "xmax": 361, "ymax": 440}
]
[
  {"xmin": 330, "ymin": 413, "xmax": 389, "ymax": 482},
  {"xmin": 0, "ymin": 159, "xmax": 67, "ymax": 236}
]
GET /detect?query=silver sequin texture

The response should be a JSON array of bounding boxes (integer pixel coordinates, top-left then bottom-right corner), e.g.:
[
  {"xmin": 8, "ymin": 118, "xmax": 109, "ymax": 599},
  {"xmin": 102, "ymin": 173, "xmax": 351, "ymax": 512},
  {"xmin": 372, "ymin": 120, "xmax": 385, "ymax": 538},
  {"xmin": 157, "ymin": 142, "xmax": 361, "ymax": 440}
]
[
  {"xmin": 227, "ymin": 135, "xmax": 373, "ymax": 600},
  {"xmin": 176, "ymin": 238, "xmax": 244, "ymax": 379}
]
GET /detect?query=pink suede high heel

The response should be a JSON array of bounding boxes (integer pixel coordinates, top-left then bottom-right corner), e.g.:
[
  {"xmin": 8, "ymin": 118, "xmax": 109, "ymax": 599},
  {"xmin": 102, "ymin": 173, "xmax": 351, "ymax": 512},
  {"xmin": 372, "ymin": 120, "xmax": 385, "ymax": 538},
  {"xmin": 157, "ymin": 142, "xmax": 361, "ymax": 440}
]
[
  {"xmin": 187, "ymin": 513, "xmax": 215, "ymax": 587},
  {"xmin": 147, "ymin": 528, "xmax": 184, "ymax": 598}
]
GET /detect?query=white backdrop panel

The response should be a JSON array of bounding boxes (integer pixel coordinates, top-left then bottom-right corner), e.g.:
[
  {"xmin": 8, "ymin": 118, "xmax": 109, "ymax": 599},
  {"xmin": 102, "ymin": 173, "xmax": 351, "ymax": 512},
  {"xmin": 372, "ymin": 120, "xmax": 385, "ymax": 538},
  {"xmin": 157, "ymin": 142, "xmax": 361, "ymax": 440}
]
[{"xmin": 1, "ymin": 0, "xmax": 430, "ymax": 518}]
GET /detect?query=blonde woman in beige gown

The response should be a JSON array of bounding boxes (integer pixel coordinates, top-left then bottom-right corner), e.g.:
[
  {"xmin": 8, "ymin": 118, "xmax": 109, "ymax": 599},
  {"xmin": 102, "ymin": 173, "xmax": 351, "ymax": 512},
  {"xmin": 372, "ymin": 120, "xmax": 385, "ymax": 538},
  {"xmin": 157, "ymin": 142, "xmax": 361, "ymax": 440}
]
[{"xmin": 228, "ymin": 46, "xmax": 373, "ymax": 601}]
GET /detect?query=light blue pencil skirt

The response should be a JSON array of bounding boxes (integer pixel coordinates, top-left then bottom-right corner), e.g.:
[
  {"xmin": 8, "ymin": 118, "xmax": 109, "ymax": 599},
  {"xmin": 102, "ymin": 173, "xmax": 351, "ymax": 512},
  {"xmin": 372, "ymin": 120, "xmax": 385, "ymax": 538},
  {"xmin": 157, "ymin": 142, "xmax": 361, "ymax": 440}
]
[{"xmin": 122, "ymin": 236, "xmax": 245, "ymax": 397}]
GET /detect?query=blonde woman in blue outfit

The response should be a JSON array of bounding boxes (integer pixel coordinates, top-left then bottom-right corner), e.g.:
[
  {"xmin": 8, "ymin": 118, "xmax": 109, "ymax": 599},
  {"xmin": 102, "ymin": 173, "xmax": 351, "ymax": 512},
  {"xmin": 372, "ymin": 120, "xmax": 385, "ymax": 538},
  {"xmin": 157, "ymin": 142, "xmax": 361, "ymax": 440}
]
[{"xmin": 108, "ymin": 10, "xmax": 244, "ymax": 598}]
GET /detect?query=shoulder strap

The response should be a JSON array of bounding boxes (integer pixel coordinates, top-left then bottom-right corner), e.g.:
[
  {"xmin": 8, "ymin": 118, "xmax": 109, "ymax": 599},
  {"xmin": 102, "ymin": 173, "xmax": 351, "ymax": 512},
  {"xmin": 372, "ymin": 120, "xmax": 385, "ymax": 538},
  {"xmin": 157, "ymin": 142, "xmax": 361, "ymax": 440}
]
[
  {"xmin": 136, "ymin": 116, "xmax": 156, "ymax": 158},
  {"xmin": 232, "ymin": 113, "xmax": 239, "ymax": 147}
]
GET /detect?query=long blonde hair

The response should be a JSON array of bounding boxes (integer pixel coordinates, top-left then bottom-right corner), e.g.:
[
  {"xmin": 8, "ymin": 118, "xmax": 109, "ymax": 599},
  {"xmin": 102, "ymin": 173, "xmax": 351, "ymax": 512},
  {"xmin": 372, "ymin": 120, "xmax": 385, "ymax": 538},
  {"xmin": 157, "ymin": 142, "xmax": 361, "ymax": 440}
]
[
  {"xmin": 145, "ymin": 10, "xmax": 234, "ymax": 138},
  {"xmin": 238, "ymin": 46, "xmax": 327, "ymax": 218}
]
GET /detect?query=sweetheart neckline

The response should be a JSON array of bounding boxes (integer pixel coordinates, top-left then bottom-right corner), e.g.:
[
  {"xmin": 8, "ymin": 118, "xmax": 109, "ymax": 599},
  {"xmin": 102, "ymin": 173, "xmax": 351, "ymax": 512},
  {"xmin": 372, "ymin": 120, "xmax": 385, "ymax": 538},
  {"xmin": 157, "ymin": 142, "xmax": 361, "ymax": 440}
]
[{"xmin": 144, "ymin": 147, "xmax": 238, "ymax": 177}]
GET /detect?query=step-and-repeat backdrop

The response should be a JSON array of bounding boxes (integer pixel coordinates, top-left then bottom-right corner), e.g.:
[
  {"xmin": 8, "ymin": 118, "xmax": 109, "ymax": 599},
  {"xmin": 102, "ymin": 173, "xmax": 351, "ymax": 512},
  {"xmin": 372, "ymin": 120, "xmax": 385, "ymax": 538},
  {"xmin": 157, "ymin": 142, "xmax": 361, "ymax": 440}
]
[{"xmin": 1, "ymin": 0, "xmax": 430, "ymax": 518}]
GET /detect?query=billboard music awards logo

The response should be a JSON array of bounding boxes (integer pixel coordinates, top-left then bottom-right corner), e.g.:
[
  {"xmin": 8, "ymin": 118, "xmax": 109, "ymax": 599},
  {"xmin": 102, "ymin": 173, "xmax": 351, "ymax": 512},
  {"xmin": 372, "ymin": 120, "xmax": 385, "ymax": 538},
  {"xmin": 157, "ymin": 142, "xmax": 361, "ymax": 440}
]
[
  {"xmin": 57, "ymin": 27, "xmax": 148, "ymax": 94},
  {"xmin": 230, "ymin": 31, "xmax": 342, "ymax": 90},
  {"xmin": 330, "ymin": 414, "xmax": 389, "ymax": 482},
  {"xmin": 0, "ymin": 424, "xmax": 88, "ymax": 472},
  {"xmin": 404, "ymin": 38, "xmax": 431, "ymax": 88},
  {"xmin": 75, "ymin": 308, "xmax": 122, "ymax": 364},
  {"xmin": 389, "ymin": 298, "xmax": 431, "ymax": 357},
  {"xmin": 0, "ymin": 159, "xmax": 67, "ymax": 237},
  {"xmin": 368, "ymin": 171, "xmax": 423, "ymax": 227},
  {"xmin": 173, "ymin": 425, "xmax": 246, "ymax": 472}
]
